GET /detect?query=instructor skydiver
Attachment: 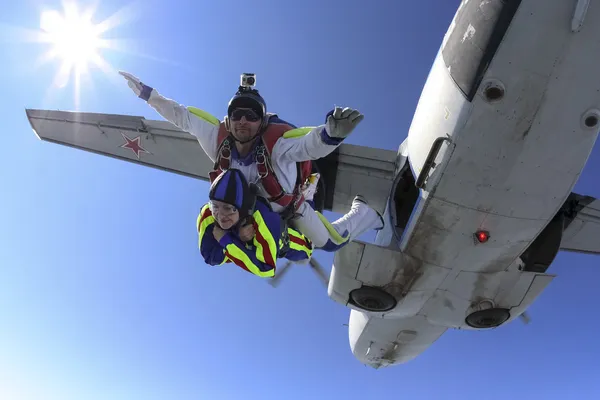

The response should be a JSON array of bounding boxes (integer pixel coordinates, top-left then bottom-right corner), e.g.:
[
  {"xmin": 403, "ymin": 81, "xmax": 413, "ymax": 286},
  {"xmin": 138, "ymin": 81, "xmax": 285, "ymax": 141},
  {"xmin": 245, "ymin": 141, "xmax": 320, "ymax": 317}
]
[{"xmin": 119, "ymin": 70, "xmax": 383, "ymax": 251}]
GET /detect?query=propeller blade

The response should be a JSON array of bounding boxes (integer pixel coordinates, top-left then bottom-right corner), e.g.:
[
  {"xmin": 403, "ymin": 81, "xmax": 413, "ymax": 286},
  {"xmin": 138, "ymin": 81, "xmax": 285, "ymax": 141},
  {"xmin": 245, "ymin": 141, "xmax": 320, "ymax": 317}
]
[
  {"xmin": 268, "ymin": 260, "xmax": 294, "ymax": 288},
  {"xmin": 519, "ymin": 311, "xmax": 531, "ymax": 324},
  {"xmin": 268, "ymin": 257, "xmax": 330, "ymax": 288},
  {"xmin": 309, "ymin": 258, "xmax": 329, "ymax": 287}
]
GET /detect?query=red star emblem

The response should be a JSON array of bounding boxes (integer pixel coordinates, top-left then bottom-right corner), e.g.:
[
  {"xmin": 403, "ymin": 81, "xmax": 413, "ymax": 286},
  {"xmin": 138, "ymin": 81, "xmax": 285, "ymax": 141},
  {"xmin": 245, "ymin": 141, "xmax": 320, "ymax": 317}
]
[{"xmin": 120, "ymin": 132, "xmax": 150, "ymax": 160}]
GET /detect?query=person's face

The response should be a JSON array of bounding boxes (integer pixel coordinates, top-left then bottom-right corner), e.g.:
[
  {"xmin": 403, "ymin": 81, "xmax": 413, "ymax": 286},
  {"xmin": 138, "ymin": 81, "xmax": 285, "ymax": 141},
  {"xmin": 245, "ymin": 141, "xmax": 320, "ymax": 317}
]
[
  {"xmin": 210, "ymin": 200, "xmax": 240, "ymax": 230},
  {"xmin": 229, "ymin": 108, "xmax": 262, "ymax": 142}
]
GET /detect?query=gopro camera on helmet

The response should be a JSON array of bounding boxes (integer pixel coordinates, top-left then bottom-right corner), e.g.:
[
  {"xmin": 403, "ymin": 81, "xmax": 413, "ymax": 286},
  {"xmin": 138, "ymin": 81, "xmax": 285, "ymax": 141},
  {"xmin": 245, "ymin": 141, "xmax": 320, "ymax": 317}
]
[{"xmin": 240, "ymin": 73, "xmax": 256, "ymax": 89}]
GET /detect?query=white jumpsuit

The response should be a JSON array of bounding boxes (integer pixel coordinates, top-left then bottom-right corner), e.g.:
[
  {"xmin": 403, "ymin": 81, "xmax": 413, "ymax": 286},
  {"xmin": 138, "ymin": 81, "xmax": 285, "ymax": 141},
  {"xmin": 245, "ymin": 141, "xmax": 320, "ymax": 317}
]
[{"xmin": 144, "ymin": 89, "xmax": 382, "ymax": 250}]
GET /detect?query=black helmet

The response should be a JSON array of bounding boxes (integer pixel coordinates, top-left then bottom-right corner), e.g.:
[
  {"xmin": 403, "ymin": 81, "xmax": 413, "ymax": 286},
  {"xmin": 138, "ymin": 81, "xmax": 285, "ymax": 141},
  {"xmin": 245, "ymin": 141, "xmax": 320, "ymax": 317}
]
[
  {"xmin": 227, "ymin": 87, "xmax": 267, "ymax": 119},
  {"xmin": 208, "ymin": 169, "xmax": 257, "ymax": 220}
]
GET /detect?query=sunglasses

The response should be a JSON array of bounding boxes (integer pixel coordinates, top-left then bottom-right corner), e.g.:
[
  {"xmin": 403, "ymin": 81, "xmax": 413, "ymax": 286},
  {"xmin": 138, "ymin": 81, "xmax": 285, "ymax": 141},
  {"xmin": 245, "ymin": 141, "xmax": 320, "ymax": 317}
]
[{"xmin": 230, "ymin": 108, "xmax": 261, "ymax": 122}]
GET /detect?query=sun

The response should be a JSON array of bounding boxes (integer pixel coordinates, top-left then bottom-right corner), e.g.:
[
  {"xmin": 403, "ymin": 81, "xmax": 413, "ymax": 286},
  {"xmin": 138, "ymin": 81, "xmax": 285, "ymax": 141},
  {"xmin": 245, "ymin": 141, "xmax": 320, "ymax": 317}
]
[
  {"xmin": 37, "ymin": 1, "xmax": 112, "ymax": 90},
  {"xmin": 40, "ymin": 8, "xmax": 103, "ymax": 75},
  {"xmin": 6, "ymin": 1, "xmax": 177, "ymax": 108}
]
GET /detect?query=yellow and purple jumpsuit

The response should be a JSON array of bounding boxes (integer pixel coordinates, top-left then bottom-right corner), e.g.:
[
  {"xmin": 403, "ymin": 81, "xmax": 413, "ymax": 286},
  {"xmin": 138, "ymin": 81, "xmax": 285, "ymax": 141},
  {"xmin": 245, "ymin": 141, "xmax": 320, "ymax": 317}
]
[{"xmin": 197, "ymin": 198, "xmax": 313, "ymax": 278}]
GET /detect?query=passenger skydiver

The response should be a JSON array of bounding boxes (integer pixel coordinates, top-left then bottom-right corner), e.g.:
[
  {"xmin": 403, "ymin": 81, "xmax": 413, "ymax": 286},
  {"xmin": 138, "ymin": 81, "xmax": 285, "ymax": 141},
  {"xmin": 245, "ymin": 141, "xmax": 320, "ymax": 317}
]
[
  {"xmin": 198, "ymin": 169, "xmax": 380, "ymax": 278},
  {"xmin": 120, "ymin": 71, "xmax": 384, "ymax": 253}
]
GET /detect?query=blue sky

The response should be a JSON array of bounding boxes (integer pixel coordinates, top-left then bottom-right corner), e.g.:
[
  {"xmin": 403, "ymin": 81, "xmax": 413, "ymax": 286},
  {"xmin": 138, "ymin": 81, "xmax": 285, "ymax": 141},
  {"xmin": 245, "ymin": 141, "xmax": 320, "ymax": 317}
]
[{"xmin": 1, "ymin": 0, "xmax": 600, "ymax": 399}]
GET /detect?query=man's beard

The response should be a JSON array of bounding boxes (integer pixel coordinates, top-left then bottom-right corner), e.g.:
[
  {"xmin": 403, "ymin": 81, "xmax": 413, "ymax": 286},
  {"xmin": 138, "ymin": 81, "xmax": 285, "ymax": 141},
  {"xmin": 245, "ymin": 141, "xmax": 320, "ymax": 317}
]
[{"xmin": 233, "ymin": 127, "xmax": 256, "ymax": 143}]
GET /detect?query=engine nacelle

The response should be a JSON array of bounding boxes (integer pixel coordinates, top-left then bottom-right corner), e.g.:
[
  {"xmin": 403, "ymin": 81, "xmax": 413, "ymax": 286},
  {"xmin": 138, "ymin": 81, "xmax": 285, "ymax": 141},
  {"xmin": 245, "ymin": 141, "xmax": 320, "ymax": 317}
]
[{"xmin": 328, "ymin": 241, "xmax": 400, "ymax": 315}]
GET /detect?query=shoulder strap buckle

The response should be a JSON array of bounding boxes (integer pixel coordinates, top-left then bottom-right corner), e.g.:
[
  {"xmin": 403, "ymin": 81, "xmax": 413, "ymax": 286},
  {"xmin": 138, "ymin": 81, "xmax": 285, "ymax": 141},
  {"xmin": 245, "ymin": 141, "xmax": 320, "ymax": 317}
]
[
  {"xmin": 278, "ymin": 222, "xmax": 291, "ymax": 257},
  {"xmin": 255, "ymin": 144, "xmax": 269, "ymax": 178},
  {"xmin": 215, "ymin": 136, "xmax": 232, "ymax": 172}
]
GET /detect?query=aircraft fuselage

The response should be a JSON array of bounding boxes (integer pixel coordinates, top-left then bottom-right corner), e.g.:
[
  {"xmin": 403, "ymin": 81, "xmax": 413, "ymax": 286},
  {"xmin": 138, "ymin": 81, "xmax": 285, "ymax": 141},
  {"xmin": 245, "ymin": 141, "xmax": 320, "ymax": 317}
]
[{"xmin": 329, "ymin": 0, "xmax": 600, "ymax": 368}]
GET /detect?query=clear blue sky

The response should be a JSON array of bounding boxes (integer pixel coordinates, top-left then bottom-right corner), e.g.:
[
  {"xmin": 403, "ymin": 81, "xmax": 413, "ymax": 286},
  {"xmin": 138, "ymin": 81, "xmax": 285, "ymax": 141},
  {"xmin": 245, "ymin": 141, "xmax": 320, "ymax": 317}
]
[{"xmin": 1, "ymin": 0, "xmax": 600, "ymax": 399}]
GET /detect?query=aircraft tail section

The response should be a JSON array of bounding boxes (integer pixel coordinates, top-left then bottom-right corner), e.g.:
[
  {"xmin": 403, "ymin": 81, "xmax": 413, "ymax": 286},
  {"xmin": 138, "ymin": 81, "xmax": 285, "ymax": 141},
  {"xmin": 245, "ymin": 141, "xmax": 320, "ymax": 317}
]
[{"xmin": 560, "ymin": 192, "xmax": 600, "ymax": 255}]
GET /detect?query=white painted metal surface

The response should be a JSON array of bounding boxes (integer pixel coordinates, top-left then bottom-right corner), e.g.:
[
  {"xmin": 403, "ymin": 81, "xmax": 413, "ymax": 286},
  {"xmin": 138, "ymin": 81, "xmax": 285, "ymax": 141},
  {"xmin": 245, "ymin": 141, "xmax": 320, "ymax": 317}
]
[
  {"xmin": 561, "ymin": 199, "xmax": 600, "ymax": 254},
  {"xmin": 348, "ymin": 311, "xmax": 447, "ymax": 368}
]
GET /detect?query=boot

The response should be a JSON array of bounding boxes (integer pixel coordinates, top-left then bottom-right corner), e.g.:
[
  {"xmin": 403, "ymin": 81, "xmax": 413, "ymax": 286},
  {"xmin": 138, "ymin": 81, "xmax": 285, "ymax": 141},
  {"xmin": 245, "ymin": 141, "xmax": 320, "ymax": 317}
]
[{"xmin": 331, "ymin": 195, "xmax": 384, "ymax": 241}]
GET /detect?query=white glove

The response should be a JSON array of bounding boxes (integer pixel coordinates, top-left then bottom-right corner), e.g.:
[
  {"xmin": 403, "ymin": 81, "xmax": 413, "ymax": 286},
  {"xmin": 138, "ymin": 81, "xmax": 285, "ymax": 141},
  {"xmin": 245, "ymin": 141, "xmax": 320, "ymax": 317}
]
[
  {"xmin": 119, "ymin": 70, "xmax": 153, "ymax": 100},
  {"xmin": 325, "ymin": 106, "xmax": 364, "ymax": 139}
]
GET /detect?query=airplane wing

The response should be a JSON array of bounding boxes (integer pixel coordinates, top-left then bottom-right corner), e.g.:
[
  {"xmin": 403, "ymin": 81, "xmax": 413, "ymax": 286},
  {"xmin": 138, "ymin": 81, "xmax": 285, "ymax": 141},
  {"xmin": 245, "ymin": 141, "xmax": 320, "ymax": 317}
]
[
  {"xmin": 560, "ymin": 193, "xmax": 600, "ymax": 255},
  {"xmin": 25, "ymin": 109, "xmax": 397, "ymax": 214}
]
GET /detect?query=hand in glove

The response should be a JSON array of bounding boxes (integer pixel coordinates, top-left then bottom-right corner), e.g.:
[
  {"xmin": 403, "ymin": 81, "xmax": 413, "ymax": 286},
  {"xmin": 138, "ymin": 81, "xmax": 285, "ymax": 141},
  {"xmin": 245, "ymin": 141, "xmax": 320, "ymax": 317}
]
[
  {"xmin": 325, "ymin": 106, "xmax": 364, "ymax": 139},
  {"xmin": 119, "ymin": 70, "xmax": 154, "ymax": 101}
]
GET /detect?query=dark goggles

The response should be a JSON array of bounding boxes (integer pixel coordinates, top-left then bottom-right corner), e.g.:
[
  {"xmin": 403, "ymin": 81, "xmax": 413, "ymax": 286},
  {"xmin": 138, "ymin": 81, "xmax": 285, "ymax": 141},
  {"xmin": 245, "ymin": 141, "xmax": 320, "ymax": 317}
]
[{"xmin": 230, "ymin": 108, "xmax": 261, "ymax": 122}]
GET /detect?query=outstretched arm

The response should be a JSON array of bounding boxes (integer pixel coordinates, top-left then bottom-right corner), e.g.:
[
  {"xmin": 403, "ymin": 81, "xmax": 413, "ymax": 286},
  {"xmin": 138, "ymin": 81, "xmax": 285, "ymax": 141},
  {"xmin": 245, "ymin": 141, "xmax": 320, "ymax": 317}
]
[
  {"xmin": 119, "ymin": 71, "xmax": 221, "ymax": 161},
  {"xmin": 272, "ymin": 124, "xmax": 343, "ymax": 162},
  {"xmin": 272, "ymin": 107, "xmax": 364, "ymax": 162}
]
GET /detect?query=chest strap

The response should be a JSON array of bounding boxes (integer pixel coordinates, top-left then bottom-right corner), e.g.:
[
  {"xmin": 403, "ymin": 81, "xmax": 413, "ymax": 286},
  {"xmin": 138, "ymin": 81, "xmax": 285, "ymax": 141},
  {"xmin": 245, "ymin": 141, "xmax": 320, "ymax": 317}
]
[{"xmin": 210, "ymin": 136, "xmax": 305, "ymax": 219}]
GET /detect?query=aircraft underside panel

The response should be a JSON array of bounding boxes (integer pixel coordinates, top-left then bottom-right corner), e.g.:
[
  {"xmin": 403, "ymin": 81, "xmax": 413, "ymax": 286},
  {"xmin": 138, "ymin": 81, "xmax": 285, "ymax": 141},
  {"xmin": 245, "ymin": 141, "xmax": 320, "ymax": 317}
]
[
  {"xmin": 25, "ymin": 109, "xmax": 397, "ymax": 214},
  {"xmin": 348, "ymin": 310, "xmax": 447, "ymax": 369},
  {"xmin": 410, "ymin": 0, "xmax": 600, "ymax": 221},
  {"xmin": 329, "ymin": 240, "xmax": 555, "ymax": 318},
  {"xmin": 561, "ymin": 196, "xmax": 600, "ymax": 255},
  {"xmin": 399, "ymin": 0, "xmax": 600, "ymax": 298},
  {"xmin": 421, "ymin": 267, "xmax": 555, "ymax": 329},
  {"xmin": 441, "ymin": 0, "xmax": 522, "ymax": 101},
  {"xmin": 330, "ymin": 240, "xmax": 556, "ymax": 366}
]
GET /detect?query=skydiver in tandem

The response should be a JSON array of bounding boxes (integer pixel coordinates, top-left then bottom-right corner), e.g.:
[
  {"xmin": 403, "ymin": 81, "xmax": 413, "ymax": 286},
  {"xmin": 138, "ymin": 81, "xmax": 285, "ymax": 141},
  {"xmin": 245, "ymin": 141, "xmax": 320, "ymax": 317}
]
[
  {"xmin": 197, "ymin": 168, "xmax": 382, "ymax": 279},
  {"xmin": 120, "ymin": 70, "xmax": 384, "ymax": 253}
]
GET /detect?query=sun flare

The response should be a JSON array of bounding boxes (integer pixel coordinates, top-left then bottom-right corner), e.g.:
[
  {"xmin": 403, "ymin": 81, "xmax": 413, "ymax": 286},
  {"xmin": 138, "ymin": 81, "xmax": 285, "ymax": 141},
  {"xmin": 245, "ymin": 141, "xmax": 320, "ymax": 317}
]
[
  {"xmin": 40, "ymin": 9, "xmax": 102, "ymax": 74},
  {"xmin": 4, "ymin": 0, "xmax": 179, "ymax": 109},
  {"xmin": 37, "ymin": 1, "xmax": 114, "ymax": 90}
]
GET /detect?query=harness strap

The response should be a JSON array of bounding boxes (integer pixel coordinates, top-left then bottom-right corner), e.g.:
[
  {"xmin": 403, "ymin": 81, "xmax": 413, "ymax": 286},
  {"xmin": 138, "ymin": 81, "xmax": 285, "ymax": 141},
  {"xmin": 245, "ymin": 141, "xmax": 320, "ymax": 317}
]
[
  {"xmin": 255, "ymin": 142, "xmax": 306, "ymax": 219},
  {"xmin": 210, "ymin": 136, "xmax": 306, "ymax": 220},
  {"xmin": 278, "ymin": 222, "xmax": 291, "ymax": 258},
  {"xmin": 209, "ymin": 137, "xmax": 233, "ymax": 182}
]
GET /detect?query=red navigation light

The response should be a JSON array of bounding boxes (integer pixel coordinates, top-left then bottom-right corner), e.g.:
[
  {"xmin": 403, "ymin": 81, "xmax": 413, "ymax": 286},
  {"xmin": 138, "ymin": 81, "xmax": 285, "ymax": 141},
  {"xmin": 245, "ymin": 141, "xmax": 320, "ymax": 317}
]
[{"xmin": 475, "ymin": 230, "xmax": 490, "ymax": 243}]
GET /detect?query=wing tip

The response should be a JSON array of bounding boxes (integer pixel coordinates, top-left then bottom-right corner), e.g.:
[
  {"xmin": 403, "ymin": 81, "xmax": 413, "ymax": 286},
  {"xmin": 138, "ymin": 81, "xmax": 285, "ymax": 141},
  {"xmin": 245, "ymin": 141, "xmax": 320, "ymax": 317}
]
[{"xmin": 24, "ymin": 108, "xmax": 43, "ymax": 141}]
